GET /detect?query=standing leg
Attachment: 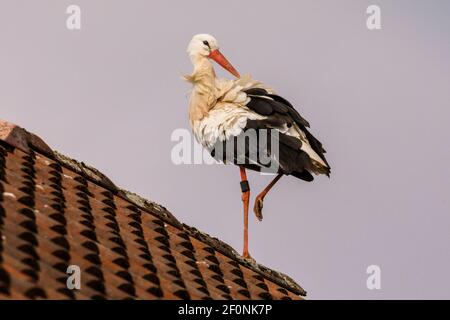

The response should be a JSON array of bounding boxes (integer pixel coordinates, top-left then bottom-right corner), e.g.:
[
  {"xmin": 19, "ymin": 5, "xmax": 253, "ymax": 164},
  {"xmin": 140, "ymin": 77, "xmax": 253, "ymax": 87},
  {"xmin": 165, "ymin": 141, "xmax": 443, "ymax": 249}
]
[
  {"xmin": 239, "ymin": 166, "xmax": 251, "ymax": 258},
  {"xmin": 253, "ymin": 173, "xmax": 283, "ymax": 221}
]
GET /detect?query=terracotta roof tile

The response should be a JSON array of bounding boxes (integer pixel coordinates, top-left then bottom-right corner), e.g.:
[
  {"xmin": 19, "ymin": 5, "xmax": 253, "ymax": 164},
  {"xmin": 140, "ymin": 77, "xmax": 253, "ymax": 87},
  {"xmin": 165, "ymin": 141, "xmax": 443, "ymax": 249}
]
[{"xmin": 0, "ymin": 119, "xmax": 305, "ymax": 300}]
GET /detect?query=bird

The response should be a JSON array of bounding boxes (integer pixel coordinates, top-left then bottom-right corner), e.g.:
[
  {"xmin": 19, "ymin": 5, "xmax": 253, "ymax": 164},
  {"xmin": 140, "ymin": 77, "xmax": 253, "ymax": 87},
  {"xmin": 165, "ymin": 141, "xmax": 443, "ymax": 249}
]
[{"xmin": 184, "ymin": 34, "xmax": 330, "ymax": 259}]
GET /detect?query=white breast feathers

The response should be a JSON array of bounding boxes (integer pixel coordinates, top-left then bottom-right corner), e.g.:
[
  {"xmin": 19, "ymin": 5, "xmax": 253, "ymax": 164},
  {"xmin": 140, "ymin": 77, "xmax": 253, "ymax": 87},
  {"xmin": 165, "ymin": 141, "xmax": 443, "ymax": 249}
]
[{"xmin": 192, "ymin": 104, "xmax": 265, "ymax": 150}]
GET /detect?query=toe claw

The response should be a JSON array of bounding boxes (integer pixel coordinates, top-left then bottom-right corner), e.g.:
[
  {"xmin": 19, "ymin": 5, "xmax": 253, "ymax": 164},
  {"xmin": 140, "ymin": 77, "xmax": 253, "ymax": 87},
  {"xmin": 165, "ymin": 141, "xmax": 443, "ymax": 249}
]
[
  {"xmin": 253, "ymin": 198, "xmax": 264, "ymax": 221},
  {"xmin": 243, "ymin": 254, "xmax": 255, "ymax": 262}
]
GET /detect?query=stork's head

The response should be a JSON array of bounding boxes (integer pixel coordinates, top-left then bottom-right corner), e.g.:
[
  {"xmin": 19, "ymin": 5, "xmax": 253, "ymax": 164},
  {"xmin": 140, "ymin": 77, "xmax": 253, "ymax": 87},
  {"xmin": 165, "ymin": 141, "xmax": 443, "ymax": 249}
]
[{"xmin": 187, "ymin": 34, "xmax": 240, "ymax": 78}]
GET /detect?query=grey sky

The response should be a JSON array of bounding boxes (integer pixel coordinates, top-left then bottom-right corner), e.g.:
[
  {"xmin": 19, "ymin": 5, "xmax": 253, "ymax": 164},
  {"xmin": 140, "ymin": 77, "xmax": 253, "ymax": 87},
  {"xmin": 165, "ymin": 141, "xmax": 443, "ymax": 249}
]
[{"xmin": 1, "ymin": 0, "xmax": 449, "ymax": 299}]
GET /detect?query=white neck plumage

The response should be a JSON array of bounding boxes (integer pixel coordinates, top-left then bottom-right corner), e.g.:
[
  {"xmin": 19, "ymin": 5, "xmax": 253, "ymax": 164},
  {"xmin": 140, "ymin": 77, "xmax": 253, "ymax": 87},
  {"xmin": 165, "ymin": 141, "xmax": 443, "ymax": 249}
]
[{"xmin": 186, "ymin": 55, "xmax": 218, "ymax": 124}]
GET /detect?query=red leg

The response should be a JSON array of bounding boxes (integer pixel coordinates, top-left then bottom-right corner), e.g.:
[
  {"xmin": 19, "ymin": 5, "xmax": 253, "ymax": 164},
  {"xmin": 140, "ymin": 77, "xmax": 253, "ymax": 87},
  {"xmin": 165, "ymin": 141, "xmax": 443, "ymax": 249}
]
[
  {"xmin": 253, "ymin": 174, "xmax": 283, "ymax": 221},
  {"xmin": 239, "ymin": 166, "xmax": 251, "ymax": 258}
]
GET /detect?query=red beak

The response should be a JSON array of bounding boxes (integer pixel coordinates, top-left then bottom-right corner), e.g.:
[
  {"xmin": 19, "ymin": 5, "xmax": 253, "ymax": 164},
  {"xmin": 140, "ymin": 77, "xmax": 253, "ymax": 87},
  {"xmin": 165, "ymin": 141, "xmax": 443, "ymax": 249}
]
[{"xmin": 208, "ymin": 49, "xmax": 240, "ymax": 78}]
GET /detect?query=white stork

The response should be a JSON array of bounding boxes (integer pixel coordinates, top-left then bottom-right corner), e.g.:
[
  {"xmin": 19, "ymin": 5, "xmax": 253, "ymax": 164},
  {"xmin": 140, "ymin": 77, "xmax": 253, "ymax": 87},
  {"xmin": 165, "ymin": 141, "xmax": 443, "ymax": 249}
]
[{"xmin": 184, "ymin": 34, "xmax": 330, "ymax": 259}]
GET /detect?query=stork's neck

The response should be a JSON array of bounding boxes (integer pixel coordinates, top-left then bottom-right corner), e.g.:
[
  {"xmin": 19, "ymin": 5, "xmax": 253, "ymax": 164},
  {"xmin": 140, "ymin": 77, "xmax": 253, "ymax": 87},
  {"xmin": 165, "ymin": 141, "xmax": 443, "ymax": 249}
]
[
  {"xmin": 190, "ymin": 55, "xmax": 216, "ymax": 85},
  {"xmin": 187, "ymin": 55, "xmax": 218, "ymax": 124}
]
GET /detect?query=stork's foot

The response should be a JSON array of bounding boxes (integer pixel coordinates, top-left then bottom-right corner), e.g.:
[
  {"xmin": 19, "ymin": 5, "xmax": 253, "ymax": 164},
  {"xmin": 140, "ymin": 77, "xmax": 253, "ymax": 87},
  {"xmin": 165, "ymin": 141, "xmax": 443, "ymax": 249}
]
[
  {"xmin": 242, "ymin": 250, "xmax": 255, "ymax": 262},
  {"xmin": 253, "ymin": 197, "xmax": 264, "ymax": 221}
]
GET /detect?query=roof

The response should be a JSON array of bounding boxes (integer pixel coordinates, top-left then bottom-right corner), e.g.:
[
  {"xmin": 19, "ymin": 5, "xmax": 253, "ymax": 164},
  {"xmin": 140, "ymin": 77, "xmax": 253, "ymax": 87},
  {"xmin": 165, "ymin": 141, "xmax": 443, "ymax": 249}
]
[{"xmin": 0, "ymin": 119, "xmax": 305, "ymax": 300}]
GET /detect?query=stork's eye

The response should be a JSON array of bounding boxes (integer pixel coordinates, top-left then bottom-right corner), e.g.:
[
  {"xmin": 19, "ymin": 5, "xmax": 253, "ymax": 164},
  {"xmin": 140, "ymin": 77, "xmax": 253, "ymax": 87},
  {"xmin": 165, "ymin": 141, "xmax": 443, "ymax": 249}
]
[{"xmin": 203, "ymin": 40, "xmax": 210, "ymax": 47}]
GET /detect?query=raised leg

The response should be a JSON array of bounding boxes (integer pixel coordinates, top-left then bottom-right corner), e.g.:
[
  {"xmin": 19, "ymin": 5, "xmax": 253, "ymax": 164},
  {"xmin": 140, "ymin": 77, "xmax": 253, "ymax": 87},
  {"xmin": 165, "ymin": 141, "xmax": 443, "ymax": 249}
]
[
  {"xmin": 253, "ymin": 173, "xmax": 283, "ymax": 221},
  {"xmin": 239, "ymin": 166, "xmax": 251, "ymax": 259}
]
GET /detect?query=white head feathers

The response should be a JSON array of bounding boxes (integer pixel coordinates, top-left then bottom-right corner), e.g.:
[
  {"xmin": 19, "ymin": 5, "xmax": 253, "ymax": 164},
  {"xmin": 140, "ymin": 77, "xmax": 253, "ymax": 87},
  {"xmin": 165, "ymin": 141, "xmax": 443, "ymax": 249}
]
[{"xmin": 187, "ymin": 34, "xmax": 219, "ymax": 58}]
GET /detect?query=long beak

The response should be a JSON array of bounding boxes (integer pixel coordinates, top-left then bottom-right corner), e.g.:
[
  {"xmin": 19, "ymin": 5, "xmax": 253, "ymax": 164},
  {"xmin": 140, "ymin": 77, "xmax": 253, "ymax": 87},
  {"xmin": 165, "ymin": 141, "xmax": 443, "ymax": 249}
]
[{"xmin": 209, "ymin": 49, "xmax": 240, "ymax": 78}]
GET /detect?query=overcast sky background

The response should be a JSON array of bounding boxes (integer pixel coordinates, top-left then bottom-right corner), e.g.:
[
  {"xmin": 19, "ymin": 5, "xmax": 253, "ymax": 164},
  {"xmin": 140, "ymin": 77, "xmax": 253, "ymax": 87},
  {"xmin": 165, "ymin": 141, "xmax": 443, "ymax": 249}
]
[{"xmin": 1, "ymin": 0, "xmax": 449, "ymax": 299}]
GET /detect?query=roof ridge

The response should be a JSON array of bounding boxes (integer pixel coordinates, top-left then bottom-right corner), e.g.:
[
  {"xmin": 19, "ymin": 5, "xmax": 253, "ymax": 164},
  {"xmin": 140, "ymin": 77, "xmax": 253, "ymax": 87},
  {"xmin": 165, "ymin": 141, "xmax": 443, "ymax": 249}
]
[{"xmin": 0, "ymin": 119, "xmax": 306, "ymax": 296}]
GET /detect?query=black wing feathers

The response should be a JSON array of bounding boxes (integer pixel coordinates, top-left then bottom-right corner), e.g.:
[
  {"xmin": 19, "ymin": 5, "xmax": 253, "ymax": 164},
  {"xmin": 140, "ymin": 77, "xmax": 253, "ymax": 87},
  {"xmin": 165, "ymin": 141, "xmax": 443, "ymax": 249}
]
[
  {"xmin": 245, "ymin": 88, "xmax": 327, "ymax": 160},
  {"xmin": 245, "ymin": 96, "xmax": 273, "ymax": 115},
  {"xmin": 267, "ymin": 94, "xmax": 310, "ymax": 128},
  {"xmin": 242, "ymin": 88, "xmax": 330, "ymax": 179},
  {"xmin": 245, "ymin": 88, "xmax": 310, "ymax": 128}
]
